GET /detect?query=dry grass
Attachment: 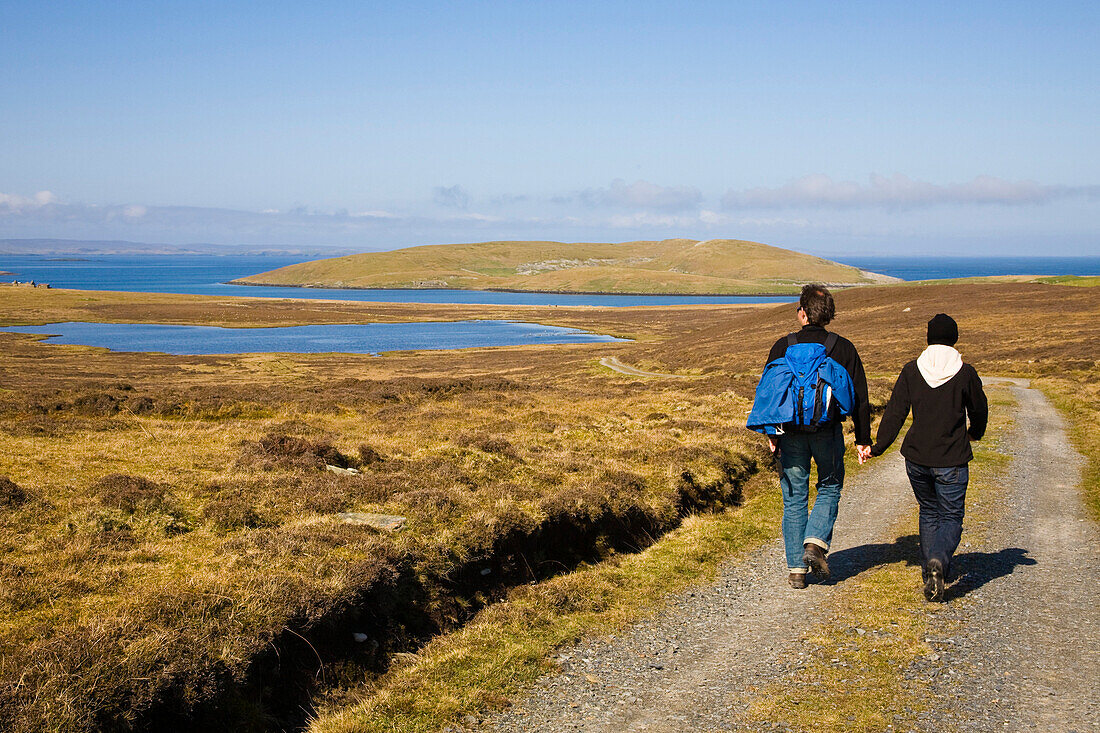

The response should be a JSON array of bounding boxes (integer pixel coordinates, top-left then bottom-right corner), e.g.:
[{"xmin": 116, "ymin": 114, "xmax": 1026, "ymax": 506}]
[
  {"xmin": 309, "ymin": 473, "xmax": 783, "ymax": 733},
  {"xmin": 639, "ymin": 281, "xmax": 1100, "ymax": 378},
  {"xmin": 0, "ymin": 289, "xmax": 769, "ymax": 731},
  {"xmin": 1035, "ymin": 372, "xmax": 1100, "ymax": 520},
  {"xmin": 0, "ymin": 281, "xmax": 1095, "ymax": 731}
]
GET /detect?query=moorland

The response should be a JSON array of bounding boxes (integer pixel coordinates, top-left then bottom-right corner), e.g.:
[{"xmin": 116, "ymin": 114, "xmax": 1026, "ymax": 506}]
[
  {"xmin": 0, "ymin": 280, "xmax": 1097, "ymax": 733},
  {"xmin": 234, "ymin": 238, "xmax": 894, "ymax": 294}
]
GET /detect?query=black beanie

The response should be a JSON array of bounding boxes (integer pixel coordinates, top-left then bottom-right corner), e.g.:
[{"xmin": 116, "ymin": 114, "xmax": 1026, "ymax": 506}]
[{"xmin": 927, "ymin": 313, "xmax": 959, "ymax": 346}]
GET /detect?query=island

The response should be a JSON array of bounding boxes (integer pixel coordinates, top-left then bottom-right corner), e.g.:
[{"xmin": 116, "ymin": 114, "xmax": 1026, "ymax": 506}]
[{"xmin": 233, "ymin": 238, "xmax": 898, "ymax": 295}]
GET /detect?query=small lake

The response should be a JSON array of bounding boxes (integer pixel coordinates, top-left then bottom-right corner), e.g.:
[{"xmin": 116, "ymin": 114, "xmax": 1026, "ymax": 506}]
[{"xmin": 0, "ymin": 321, "xmax": 628, "ymax": 355}]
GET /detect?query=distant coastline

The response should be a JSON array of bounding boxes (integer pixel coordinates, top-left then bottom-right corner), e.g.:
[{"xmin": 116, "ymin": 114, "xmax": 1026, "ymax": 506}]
[{"xmin": 225, "ymin": 278, "xmax": 819, "ymax": 298}]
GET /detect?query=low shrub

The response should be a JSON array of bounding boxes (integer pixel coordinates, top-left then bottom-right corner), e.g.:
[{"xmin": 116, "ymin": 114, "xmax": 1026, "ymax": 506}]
[
  {"xmin": 474, "ymin": 436, "xmax": 518, "ymax": 458},
  {"xmin": 238, "ymin": 432, "xmax": 354, "ymax": 471},
  {"xmin": 0, "ymin": 476, "xmax": 29, "ymax": 508},
  {"xmin": 357, "ymin": 443, "xmax": 385, "ymax": 466},
  {"xmin": 92, "ymin": 474, "xmax": 167, "ymax": 514},
  {"xmin": 202, "ymin": 497, "xmax": 263, "ymax": 531}
]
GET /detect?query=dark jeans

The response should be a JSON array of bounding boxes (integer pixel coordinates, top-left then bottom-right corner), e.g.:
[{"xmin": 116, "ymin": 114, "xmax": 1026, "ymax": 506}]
[
  {"xmin": 905, "ymin": 460, "xmax": 969, "ymax": 580},
  {"xmin": 778, "ymin": 424, "xmax": 845, "ymax": 571}
]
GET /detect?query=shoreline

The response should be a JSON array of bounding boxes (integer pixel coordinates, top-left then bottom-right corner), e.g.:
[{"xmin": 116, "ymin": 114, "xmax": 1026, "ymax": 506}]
[{"xmin": 225, "ymin": 279, "xmax": 827, "ymax": 298}]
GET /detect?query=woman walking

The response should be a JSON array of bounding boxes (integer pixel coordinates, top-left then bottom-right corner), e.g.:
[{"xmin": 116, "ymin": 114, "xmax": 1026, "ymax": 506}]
[{"xmin": 870, "ymin": 314, "xmax": 988, "ymax": 600}]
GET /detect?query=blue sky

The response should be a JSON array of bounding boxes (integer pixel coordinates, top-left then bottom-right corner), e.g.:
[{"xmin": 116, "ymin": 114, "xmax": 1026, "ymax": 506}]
[{"xmin": 1, "ymin": 1, "xmax": 1097, "ymax": 255}]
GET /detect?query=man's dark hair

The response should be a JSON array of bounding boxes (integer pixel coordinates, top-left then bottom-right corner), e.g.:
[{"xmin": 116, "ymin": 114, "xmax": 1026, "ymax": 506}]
[{"xmin": 800, "ymin": 283, "xmax": 835, "ymax": 326}]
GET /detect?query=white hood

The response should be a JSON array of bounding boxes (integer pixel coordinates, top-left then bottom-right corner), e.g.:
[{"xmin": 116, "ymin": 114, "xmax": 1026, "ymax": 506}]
[{"xmin": 917, "ymin": 344, "xmax": 963, "ymax": 388}]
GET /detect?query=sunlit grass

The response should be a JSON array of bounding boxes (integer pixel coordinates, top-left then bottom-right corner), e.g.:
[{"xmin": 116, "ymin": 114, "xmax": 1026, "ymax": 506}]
[{"xmin": 309, "ymin": 475, "xmax": 783, "ymax": 733}]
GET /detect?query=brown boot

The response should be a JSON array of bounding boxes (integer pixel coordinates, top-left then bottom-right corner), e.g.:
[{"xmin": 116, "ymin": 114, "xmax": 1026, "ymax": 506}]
[
  {"xmin": 788, "ymin": 572, "xmax": 807, "ymax": 589},
  {"xmin": 802, "ymin": 543, "xmax": 830, "ymax": 579}
]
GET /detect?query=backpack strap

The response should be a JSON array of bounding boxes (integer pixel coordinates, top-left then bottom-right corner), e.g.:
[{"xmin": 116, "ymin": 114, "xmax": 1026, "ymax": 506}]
[
  {"xmin": 823, "ymin": 332, "xmax": 839, "ymax": 356},
  {"xmin": 786, "ymin": 332, "xmax": 799, "ymax": 347}
]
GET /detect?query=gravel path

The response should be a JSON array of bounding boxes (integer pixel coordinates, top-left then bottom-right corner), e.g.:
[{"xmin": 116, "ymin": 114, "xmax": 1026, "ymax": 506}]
[
  {"xmin": 483, "ymin": 448, "xmax": 913, "ymax": 731},
  {"xmin": 481, "ymin": 379, "xmax": 1099, "ymax": 732},
  {"xmin": 921, "ymin": 380, "xmax": 1100, "ymax": 732}
]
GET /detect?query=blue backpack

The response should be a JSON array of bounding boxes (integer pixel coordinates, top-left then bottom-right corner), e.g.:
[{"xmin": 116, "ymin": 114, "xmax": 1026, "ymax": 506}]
[{"xmin": 746, "ymin": 332, "xmax": 855, "ymax": 435}]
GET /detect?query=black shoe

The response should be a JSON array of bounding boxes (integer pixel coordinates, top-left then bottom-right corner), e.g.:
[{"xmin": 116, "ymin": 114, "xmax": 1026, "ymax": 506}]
[
  {"xmin": 788, "ymin": 572, "xmax": 807, "ymax": 589},
  {"xmin": 924, "ymin": 559, "xmax": 945, "ymax": 601},
  {"xmin": 802, "ymin": 543, "xmax": 830, "ymax": 579}
]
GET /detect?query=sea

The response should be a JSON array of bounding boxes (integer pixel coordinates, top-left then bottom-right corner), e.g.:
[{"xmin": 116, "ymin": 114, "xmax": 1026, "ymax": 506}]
[
  {"xmin": 0, "ymin": 255, "xmax": 792, "ymax": 307},
  {"xmin": 1, "ymin": 254, "xmax": 1097, "ymax": 307}
]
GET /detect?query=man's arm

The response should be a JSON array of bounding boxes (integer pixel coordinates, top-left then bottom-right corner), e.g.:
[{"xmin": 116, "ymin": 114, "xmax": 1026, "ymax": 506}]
[
  {"xmin": 966, "ymin": 368, "xmax": 989, "ymax": 441},
  {"xmin": 871, "ymin": 369, "xmax": 911, "ymax": 456},
  {"xmin": 849, "ymin": 348, "xmax": 873, "ymax": 446},
  {"xmin": 765, "ymin": 336, "xmax": 787, "ymax": 367}
]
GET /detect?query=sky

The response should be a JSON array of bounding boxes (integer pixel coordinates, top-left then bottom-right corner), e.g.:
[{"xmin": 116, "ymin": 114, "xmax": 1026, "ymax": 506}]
[{"xmin": 1, "ymin": 1, "xmax": 1097, "ymax": 256}]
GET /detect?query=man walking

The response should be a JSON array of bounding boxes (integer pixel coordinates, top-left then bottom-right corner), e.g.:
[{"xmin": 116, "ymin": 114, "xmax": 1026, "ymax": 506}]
[
  {"xmin": 870, "ymin": 314, "xmax": 988, "ymax": 601},
  {"xmin": 751, "ymin": 284, "xmax": 872, "ymax": 589}
]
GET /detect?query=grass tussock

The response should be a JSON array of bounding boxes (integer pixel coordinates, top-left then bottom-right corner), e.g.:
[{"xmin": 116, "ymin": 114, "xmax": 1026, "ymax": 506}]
[
  {"xmin": 0, "ymin": 476, "xmax": 29, "ymax": 508},
  {"xmin": 238, "ymin": 432, "xmax": 356, "ymax": 471}
]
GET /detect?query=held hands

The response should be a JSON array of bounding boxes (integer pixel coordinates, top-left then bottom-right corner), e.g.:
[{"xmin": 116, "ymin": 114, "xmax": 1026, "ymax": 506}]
[{"xmin": 767, "ymin": 438, "xmax": 872, "ymax": 464}]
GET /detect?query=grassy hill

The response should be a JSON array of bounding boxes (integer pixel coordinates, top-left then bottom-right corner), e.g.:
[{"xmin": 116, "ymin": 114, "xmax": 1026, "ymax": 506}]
[{"xmin": 235, "ymin": 238, "xmax": 896, "ymax": 294}]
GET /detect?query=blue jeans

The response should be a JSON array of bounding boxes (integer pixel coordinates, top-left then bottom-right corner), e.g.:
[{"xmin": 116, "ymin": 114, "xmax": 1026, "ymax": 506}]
[
  {"xmin": 905, "ymin": 460, "xmax": 968, "ymax": 580},
  {"xmin": 778, "ymin": 425, "xmax": 845, "ymax": 572}
]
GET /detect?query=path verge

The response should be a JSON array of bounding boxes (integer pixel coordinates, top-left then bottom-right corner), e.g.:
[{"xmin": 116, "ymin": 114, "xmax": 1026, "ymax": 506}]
[{"xmin": 482, "ymin": 449, "xmax": 914, "ymax": 731}]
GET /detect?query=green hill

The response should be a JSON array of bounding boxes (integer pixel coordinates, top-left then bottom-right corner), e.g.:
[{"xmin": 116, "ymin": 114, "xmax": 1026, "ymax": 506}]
[{"xmin": 235, "ymin": 238, "xmax": 897, "ymax": 295}]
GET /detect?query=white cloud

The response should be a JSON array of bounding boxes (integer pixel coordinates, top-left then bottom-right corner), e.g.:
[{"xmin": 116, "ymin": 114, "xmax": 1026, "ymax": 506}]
[
  {"xmin": 0, "ymin": 190, "xmax": 57, "ymax": 211},
  {"xmin": 0, "ymin": 182, "xmax": 1095, "ymax": 254},
  {"xmin": 432, "ymin": 184, "xmax": 470, "ymax": 209},
  {"xmin": 349, "ymin": 210, "xmax": 397, "ymax": 219},
  {"xmin": 606, "ymin": 211, "xmax": 720, "ymax": 229},
  {"xmin": 580, "ymin": 179, "xmax": 703, "ymax": 211},
  {"xmin": 722, "ymin": 173, "xmax": 1100, "ymax": 209},
  {"xmin": 452, "ymin": 212, "xmax": 503, "ymax": 222}
]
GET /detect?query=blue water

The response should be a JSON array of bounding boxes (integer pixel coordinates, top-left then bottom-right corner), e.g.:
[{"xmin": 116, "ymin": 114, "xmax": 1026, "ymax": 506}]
[
  {"xmin": 0, "ymin": 321, "xmax": 627, "ymax": 355},
  {"xmin": 839, "ymin": 256, "xmax": 1100, "ymax": 281},
  {"xmin": 2, "ymin": 254, "xmax": 1097, "ymax": 307},
  {"xmin": 5, "ymin": 253, "xmax": 1093, "ymax": 355},
  {"xmin": 0, "ymin": 255, "xmax": 794, "ymax": 307}
]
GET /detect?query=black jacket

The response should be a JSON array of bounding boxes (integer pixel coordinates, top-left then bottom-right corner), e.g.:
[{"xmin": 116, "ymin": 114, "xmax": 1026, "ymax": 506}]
[
  {"xmin": 871, "ymin": 360, "xmax": 988, "ymax": 467},
  {"xmin": 766, "ymin": 325, "xmax": 872, "ymax": 445}
]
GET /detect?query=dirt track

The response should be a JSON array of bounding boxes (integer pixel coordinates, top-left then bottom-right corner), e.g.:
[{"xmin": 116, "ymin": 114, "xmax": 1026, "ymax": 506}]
[
  {"xmin": 922, "ymin": 381, "xmax": 1100, "ymax": 731},
  {"xmin": 482, "ymin": 380, "xmax": 1099, "ymax": 731},
  {"xmin": 598, "ymin": 357, "xmax": 699, "ymax": 378}
]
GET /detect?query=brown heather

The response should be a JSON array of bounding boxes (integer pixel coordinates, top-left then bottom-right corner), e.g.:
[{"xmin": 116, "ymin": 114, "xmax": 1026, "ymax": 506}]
[{"xmin": 0, "ymin": 281, "xmax": 1096, "ymax": 731}]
